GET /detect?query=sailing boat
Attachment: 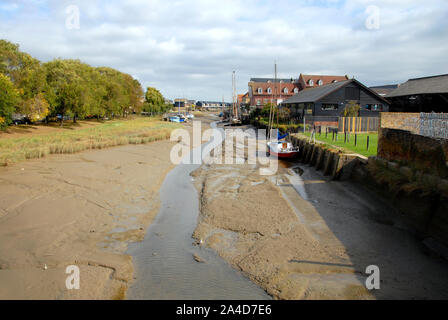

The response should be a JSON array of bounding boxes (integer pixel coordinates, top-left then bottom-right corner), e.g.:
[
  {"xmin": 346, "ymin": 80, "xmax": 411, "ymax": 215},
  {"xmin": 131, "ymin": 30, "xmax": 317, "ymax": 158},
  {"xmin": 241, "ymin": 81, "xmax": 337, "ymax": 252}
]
[{"xmin": 267, "ymin": 63, "xmax": 299, "ymax": 158}]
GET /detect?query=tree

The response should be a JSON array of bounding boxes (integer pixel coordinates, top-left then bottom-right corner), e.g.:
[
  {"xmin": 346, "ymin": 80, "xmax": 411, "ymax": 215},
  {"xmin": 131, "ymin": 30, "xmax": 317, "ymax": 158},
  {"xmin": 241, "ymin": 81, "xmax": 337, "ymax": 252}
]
[
  {"xmin": 342, "ymin": 100, "xmax": 360, "ymax": 117},
  {"xmin": 20, "ymin": 93, "xmax": 49, "ymax": 122},
  {"xmin": 0, "ymin": 40, "xmax": 48, "ymax": 119},
  {"xmin": 0, "ymin": 73, "xmax": 19, "ymax": 128},
  {"xmin": 144, "ymin": 87, "xmax": 165, "ymax": 115}
]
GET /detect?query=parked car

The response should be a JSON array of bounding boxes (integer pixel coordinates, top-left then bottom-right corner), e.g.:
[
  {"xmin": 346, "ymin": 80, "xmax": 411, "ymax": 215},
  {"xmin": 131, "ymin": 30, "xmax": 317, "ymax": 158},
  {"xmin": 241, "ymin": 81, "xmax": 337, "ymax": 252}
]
[
  {"xmin": 186, "ymin": 113, "xmax": 194, "ymax": 119},
  {"xmin": 11, "ymin": 114, "xmax": 31, "ymax": 125},
  {"xmin": 57, "ymin": 114, "xmax": 72, "ymax": 121}
]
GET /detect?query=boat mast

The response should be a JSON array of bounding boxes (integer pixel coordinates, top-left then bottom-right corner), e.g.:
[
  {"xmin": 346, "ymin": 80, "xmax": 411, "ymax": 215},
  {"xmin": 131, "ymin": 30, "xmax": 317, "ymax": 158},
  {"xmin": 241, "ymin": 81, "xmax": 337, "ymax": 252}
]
[{"xmin": 268, "ymin": 62, "xmax": 277, "ymax": 140}]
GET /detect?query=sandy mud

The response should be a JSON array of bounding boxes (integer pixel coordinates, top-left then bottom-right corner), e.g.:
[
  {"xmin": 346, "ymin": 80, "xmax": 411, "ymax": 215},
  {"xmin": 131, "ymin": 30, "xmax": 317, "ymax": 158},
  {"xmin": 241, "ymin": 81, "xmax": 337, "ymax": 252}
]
[
  {"xmin": 0, "ymin": 138, "xmax": 179, "ymax": 299},
  {"xmin": 191, "ymin": 125, "xmax": 448, "ymax": 300}
]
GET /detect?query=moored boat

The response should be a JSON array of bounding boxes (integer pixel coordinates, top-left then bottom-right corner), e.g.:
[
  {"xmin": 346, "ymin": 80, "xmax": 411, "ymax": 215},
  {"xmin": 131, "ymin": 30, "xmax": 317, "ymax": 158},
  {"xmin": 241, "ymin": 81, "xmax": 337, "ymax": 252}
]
[
  {"xmin": 169, "ymin": 116, "xmax": 185, "ymax": 123},
  {"xmin": 267, "ymin": 140, "xmax": 299, "ymax": 158}
]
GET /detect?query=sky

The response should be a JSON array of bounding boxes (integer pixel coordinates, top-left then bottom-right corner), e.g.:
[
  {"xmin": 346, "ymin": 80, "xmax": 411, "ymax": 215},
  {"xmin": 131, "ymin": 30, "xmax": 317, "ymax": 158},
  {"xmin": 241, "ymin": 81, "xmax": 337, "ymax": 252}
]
[{"xmin": 0, "ymin": 0, "xmax": 447, "ymax": 101}]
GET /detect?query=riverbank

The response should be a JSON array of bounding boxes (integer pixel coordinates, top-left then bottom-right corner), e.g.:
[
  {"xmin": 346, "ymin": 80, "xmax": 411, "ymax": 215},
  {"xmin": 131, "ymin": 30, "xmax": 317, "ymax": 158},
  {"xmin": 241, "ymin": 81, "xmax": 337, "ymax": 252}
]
[
  {"xmin": 191, "ymin": 124, "xmax": 448, "ymax": 299},
  {"xmin": 0, "ymin": 120, "xmax": 188, "ymax": 299},
  {"xmin": 0, "ymin": 117, "xmax": 181, "ymax": 166}
]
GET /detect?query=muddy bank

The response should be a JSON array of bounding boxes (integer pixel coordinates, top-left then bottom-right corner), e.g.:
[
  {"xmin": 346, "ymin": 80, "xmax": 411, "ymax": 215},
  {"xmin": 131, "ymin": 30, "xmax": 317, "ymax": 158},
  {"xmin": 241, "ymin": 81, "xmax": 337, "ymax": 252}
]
[
  {"xmin": 191, "ymin": 129, "xmax": 448, "ymax": 299},
  {"xmin": 0, "ymin": 138, "xmax": 179, "ymax": 299}
]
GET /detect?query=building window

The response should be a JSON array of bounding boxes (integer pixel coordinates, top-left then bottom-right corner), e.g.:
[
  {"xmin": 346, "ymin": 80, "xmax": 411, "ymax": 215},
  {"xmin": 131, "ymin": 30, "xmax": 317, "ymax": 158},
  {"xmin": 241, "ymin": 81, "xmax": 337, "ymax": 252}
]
[
  {"xmin": 332, "ymin": 80, "xmax": 338, "ymax": 83},
  {"xmin": 257, "ymin": 88, "xmax": 262, "ymax": 94},
  {"xmin": 321, "ymin": 103, "xmax": 338, "ymax": 111},
  {"xmin": 345, "ymin": 87, "xmax": 360, "ymax": 100},
  {"xmin": 267, "ymin": 80, "xmax": 271, "ymax": 83},
  {"xmin": 283, "ymin": 88, "xmax": 288, "ymax": 94},
  {"xmin": 318, "ymin": 80, "xmax": 323, "ymax": 86},
  {"xmin": 308, "ymin": 79, "xmax": 314, "ymax": 86},
  {"xmin": 256, "ymin": 99, "xmax": 261, "ymax": 106},
  {"xmin": 294, "ymin": 88, "xmax": 299, "ymax": 94},
  {"xmin": 279, "ymin": 80, "xmax": 283, "ymax": 83},
  {"xmin": 366, "ymin": 104, "xmax": 383, "ymax": 111},
  {"xmin": 267, "ymin": 87, "xmax": 272, "ymax": 94}
]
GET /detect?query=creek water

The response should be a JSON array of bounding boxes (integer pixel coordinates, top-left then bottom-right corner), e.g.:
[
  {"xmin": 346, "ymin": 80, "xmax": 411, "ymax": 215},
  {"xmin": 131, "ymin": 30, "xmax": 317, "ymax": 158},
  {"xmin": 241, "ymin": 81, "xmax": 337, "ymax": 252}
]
[{"xmin": 126, "ymin": 120, "xmax": 270, "ymax": 299}]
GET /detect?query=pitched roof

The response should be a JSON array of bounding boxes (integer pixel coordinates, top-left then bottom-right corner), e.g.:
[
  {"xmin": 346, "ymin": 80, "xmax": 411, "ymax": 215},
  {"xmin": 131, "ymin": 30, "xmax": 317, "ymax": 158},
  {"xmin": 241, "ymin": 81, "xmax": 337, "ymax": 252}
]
[
  {"xmin": 300, "ymin": 74, "xmax": 349, "ymax": 86},
  {"xmin": 283, "ymin": 80, "xmax": 350, "ymax": 104},
  {"xmin": 387, "ymin": 74, "xmax": 448, "ymax": 98},
  {"xmin": 370, "ymin": 84, "xmax": 399, "ymax": 96},
  {"xmin": 250, "ymin": 78, "xmax": 295, "ymax": 83},
  {"xmin": 282, "ymin": 79, "xmax": 390, "ymax": 105}
]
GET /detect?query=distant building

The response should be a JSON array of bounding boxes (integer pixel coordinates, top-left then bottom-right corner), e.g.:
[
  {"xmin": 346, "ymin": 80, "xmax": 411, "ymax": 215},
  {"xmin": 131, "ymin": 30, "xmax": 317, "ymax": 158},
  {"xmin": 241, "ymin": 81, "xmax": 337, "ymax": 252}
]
[
  {"xmin": 281, "ymin": 78, "xmax": 390, "ymax": 121},
  {"xmin": 248, "ymin": 74, "xmax": 350, "ymax": 108},
  {"xmin": 196, "ymin": 101, "xmax": 230, "ymax": 111},
  {"xmin": 174, "ymin": 98, "xmax": 196, "ymax": 111},
  {"xmin": 238, "ymin": 92, "xmax": 250, "ymax": 107},
  {"xmin": 248, "ymin": 78, "xmax": 299, "ymax": 108},
  {"xmin": 369, "ymin": 84, "xmax": 399, "ymax": 97},
  {"xmin": 386, "ymin": 74, "xmax": 448, "ymax": 112}
]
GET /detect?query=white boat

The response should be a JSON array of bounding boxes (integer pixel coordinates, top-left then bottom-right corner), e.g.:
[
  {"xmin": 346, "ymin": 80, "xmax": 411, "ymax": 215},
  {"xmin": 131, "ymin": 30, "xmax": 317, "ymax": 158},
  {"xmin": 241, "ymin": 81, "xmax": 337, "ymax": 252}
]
[{"xmin": 267, "ymin": 141, "xmax": 299, "ymax": 158}]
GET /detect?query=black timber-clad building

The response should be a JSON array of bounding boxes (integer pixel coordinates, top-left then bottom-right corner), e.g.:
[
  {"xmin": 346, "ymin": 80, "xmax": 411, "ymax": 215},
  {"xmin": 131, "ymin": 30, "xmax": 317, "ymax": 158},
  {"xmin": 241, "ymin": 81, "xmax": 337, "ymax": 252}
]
[
  {"xmin": 386, "ymin": 74, "xmax": 448, "ymax": 112},
  {"xmin": 281, "ymin": 79, "xmax": 390, "ymax": 120}
]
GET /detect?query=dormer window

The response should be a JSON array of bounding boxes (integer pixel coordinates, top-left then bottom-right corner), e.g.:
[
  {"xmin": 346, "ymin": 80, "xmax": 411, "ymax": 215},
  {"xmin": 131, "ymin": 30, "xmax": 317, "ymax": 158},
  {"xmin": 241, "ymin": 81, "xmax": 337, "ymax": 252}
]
[
  {"xmin": 267, "ymin": 88, "xmax": 272, "ymax": 94},
  {"xmin": 318, "ymin": 80, "xmax": 323, "ymax": 86},
  {"xmin": 257, "ymin": 88, "xmax": 262, "ymax": 94},
  {"xmin": 294, "ymin": 88, "xmax": 299, "ymax": 94},
  {"xmin": 308, "ymin": 79, "xmax": 314, "ymax": 86},
  {"xmin": 332, "ymin": 80, "xmax": 338, "ymax": 83},
  {"xmin": 267, "ymin": 80, "xmax": 271, "ymax": 83},
  {"xmin": 279, "ymin": 80, "xmax": 283, "ymax": 83},
  {"xmin": 283, "ymin": 88, "xmax": 288, "ymax": 94}
]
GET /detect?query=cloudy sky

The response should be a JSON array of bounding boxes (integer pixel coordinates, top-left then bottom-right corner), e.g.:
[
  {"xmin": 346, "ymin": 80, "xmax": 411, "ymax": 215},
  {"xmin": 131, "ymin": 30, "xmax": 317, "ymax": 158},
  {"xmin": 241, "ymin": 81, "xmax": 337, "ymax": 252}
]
[{"xmin": 0, "ymin": 0, "xmax": 447, "ymax": 101}]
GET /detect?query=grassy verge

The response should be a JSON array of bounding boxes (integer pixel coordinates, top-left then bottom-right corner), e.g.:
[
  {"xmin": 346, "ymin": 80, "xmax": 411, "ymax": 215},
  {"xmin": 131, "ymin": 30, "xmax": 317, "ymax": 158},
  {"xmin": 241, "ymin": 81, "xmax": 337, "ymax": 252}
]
[
  {"xmin": 301, "ymin": 131, "xmax": 378, "ymax": 157},
  {"xmin": 0, "ymin": 117, "xmax": 182, "ymax": 166}
]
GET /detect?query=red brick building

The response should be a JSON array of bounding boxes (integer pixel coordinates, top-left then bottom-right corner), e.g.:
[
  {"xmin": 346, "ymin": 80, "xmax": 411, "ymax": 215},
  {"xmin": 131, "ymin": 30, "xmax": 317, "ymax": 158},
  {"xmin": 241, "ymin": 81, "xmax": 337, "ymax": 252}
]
[
  {"xmin": 248, "ymin": 75, "xmax": 349, "ymax": 108},
  {"xmin": 248, "ymin": 78, "xmax": 300, "ymax": 108},
  {"xmin": 297, "ymin": 74, "xmax": 349, "ymax": 90}
]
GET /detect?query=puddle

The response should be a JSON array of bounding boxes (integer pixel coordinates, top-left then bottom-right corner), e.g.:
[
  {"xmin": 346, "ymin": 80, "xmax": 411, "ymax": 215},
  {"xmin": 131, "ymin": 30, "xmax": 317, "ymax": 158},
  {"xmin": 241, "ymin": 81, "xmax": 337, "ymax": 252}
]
[{"xmin": 126, "ymin": 120, "xmax": 270, "ymax": 300}]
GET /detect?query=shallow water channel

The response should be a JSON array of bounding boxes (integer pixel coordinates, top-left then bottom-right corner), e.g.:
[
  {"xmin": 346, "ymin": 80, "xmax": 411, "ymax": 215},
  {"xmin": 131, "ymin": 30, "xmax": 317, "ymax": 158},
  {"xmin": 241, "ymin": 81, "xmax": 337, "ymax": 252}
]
[{"xmin": 127, "ymin": 120, "xmax": 270, "ymax": 299}]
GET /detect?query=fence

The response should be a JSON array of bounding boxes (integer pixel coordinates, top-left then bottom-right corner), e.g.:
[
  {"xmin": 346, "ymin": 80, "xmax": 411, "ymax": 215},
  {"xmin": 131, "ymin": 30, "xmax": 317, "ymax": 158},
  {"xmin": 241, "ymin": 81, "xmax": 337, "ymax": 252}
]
[
  {"xmin": 338, "ymin": 117, "xmax": 379, "ymax": 133},
  {"xmin": 380, "ymin": 112, "xmax": 448, "ymax": 140},
  {"xmin": 301, "ymin": 116, "xmax": 379, "ymax": 133}
]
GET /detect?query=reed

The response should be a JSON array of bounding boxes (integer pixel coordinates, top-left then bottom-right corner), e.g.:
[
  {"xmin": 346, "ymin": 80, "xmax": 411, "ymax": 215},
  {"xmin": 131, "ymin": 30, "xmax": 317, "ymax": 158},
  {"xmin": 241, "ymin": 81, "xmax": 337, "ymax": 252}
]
[{"xmin": 0, "ymin": 117, "xmax": 181, "ymax": 166}]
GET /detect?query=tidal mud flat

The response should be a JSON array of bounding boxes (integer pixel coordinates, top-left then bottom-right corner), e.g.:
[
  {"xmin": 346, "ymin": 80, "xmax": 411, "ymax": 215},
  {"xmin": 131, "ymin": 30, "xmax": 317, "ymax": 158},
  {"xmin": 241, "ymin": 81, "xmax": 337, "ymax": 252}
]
[
  {"xmin": 0, "ymin": 138, "xmax": 180, "ymax": 299},
  {"xmin": 191, "ymin": 124, "xmax": 448, "ymax": 300}
]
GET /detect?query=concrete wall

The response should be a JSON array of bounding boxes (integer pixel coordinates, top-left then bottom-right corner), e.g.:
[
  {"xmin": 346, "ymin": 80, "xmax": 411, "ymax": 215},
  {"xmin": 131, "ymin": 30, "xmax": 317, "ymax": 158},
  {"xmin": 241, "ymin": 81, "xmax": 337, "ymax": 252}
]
[
  {"xmin": 380, "ymin": 112, "xmax": 420, "ymax": 134},
  {"xmin": 378, "ymin": 128, "xmax": 448, "ymax": 178},
  {"xmin": 290, "ymin": 136, "xmax": 360, "ymax": 180}
]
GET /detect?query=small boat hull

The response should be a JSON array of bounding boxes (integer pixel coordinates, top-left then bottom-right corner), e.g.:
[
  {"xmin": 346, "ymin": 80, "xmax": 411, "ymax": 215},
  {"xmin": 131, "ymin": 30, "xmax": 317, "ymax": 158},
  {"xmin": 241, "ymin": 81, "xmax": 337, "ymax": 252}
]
[
  {"xmin": 267, "ymin": 142, "xmax": 299, "ymax": 158},
  {"xmin": 169, "ymin": 116, "xmax": 185, "ymax": 123}
]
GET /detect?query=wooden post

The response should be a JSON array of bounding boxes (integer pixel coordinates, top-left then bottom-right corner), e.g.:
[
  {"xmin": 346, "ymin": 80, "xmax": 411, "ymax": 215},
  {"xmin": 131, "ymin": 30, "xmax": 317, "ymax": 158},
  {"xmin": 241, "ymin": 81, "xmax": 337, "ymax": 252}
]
[
  {"xmin": 367, "ymin": 136, "xmax": 370, "ymax": 151},
  {"xmin": 344, "ymin": 132, "xmax": 347, "ymax": 144},
  {"xmin": 355, "ymin": 134, "xmax": 357, "ymax": 146}
]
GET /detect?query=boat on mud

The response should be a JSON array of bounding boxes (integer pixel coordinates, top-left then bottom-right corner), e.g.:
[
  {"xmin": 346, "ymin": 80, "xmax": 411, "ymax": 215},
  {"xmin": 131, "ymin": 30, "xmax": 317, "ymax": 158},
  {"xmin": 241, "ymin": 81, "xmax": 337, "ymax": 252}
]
[
  {"xmin": 169, "ymin": 115, "xmax": 186, "ymax": 123},
  {"xmin": 267, "ymin": 140, "xmax": 299, "ymax": 158},
  {"xmin": 266, "ymin": 63, "xmax": 299, "ymax": 159}
]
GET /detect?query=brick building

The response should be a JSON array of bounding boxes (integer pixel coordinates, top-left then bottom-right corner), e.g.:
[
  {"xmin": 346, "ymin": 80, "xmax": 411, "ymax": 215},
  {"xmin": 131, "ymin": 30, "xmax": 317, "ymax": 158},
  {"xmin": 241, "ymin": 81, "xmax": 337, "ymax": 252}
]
[
  {"xmin": 297, "ymin": 74, "xmax": 349, "ymax": 90},
  {"xmin": 248, "ymin": 74, "xmax": 350, "ymax": 108},
  {"xmin": 248, "ymin": 78, "xmax": 299, "ymax": 107}
]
